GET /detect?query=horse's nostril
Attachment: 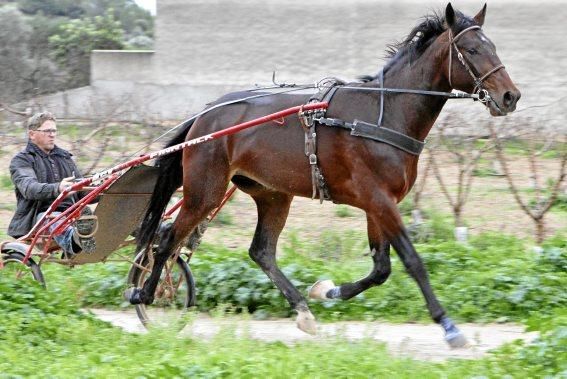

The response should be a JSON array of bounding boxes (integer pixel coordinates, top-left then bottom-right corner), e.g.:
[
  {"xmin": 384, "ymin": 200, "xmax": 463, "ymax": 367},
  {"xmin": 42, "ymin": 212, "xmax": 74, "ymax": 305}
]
[{"xmin": 502, "ymin": 91, "xmax": 518, "ymax": 109}]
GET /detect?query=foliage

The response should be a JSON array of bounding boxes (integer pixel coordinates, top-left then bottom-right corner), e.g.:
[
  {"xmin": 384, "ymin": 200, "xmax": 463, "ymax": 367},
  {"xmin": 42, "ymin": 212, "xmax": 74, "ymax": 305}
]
[
  {"xmin": 23, "ymin": 227, "xmax": 564, "ymax": 326},
  {"xmin": 185, "ymin": 231, "xmax": 567, "ymax": 324},
  {"xmin": 48, "ymin": 10, "xmax": 124, "ymax": 88},
  {"xmin": 0, "ymin": 174, "xmax": 12, "ymax": 190},
  {"xmin": 38, "ymin": 254, "xmax": 131, "ymax": 308},
  {"xmin": 0, "ymin": 272, "xmax": 565, "ymax": 377},
  {"xmin": 17, "ymin": 0, "xmax": 89, "ymax": 18},
  {"xmin": 0, "ymin": 225, "xmax": 565, "ymax": 377},
  {"xmin": 334, "ymin": 205, "xmax": 354, "ymax": 218},
  {"xmin": 0, "ymin": 6, "xmax": 32, "ymax": 102},
  {"xmin": 0, "ymin": 0, "xmax": 153, "ymax": 101},
  {"xmin": 16, "ymin": 0, "xmax": 153, "ymax": 39}
]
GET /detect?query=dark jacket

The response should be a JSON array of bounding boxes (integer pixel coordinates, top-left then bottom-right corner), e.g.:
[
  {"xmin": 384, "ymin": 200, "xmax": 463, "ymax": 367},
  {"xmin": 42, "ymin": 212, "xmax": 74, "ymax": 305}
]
[{"xmin": 8, "ymin": 142, "xmax": 82, "ymax": 238}]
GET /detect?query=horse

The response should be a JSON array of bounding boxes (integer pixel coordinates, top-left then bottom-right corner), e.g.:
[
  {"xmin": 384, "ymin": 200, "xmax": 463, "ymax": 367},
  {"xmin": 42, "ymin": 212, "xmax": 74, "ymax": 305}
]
[{"xmin": 126, "ymin": 3, "xmax": 520, "ymax": 347}]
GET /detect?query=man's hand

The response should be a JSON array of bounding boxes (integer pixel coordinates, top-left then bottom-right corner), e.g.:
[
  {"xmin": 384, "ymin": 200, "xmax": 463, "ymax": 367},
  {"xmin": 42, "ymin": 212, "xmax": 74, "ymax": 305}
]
[{"xmin": 59, "ymin": 176, "xmax": 75, "ymax": 193}]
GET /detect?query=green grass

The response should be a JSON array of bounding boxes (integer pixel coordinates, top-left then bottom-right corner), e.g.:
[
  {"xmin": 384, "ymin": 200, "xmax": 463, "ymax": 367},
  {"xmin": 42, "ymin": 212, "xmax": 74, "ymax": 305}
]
[
  {"xmin": 0, "ymin": 223, "xmax": 565, "ymax": 377},
  {"xmin": 13, "ymin": 226, "xmax": 563, "ymax": 325},
  {"xmin": 0, "ymin": 174, "xmax": 12, "ymax": 190},
  {"xmin": 335, "ymin": 205, "xmax": 354, "ymax": 218},
  {"xmin": 0, "ymin": 274, "xmax": 564, "ymax": 378}
]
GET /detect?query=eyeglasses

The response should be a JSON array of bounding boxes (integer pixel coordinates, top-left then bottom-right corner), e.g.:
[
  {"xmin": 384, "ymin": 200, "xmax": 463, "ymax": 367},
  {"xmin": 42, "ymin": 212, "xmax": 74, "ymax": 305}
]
[{"xmin": 35, "ymin": 129, "xmax": 58, "ymax": 135}]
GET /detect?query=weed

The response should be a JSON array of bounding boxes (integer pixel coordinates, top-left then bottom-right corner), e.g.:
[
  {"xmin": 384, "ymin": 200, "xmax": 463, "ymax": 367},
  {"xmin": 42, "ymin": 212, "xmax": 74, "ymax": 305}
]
[
  {"xmin": 335, "ymin": 205, "xmax": 354, "ymax": 218},
  {"xmin": 0, "ymin": 174, "xmax": 13, "ymax": 190}
]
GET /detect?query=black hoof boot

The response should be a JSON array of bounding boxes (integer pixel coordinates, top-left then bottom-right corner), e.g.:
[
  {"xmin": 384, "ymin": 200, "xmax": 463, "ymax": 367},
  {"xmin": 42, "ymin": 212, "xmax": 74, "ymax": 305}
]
[{"xmin": 124, "ymin": 287, "xmax": 143, "ymax": 305}]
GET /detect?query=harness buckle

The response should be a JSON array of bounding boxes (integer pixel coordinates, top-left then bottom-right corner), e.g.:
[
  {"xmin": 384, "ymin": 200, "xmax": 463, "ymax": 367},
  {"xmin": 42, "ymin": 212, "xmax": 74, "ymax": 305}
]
[{"xmin": 309, "ymin": 153, "xmax": 317, "ymax": 165}]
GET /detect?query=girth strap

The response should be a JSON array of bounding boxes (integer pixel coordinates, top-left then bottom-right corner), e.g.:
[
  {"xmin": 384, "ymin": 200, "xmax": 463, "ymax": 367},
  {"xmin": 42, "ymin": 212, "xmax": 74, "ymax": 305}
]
[{"xmin": 315, "ymin": 117, "xmax": 424, "ymax": 156}]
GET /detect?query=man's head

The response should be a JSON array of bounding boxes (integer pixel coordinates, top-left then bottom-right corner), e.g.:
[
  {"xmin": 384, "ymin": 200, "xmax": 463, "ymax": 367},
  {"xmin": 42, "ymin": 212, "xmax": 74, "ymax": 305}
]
[{"xmin": 27, "ymin": 111, "xmax": 57, "ymax": 153}]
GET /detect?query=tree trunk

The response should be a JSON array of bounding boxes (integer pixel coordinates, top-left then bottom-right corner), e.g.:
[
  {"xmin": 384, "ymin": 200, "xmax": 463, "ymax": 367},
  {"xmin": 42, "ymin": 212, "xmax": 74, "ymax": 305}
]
[{"xmin": 535, "ymin": 218, "xmax": 545, "ymax": 245}]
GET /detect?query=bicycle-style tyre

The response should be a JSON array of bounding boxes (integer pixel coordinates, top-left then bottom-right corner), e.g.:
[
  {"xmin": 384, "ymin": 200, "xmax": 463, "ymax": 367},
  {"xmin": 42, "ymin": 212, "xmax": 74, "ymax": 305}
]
[
  {"xmin": 1, "ymin": 251, "xmax": 46, "ymax": 287},
  {"xmin": 127, "ymin": 252, "xmax": 195, "ymax": 330}
]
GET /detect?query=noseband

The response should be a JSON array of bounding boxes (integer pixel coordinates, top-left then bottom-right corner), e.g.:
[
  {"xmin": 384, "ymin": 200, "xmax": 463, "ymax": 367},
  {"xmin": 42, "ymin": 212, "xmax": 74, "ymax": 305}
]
[{"xmin": 448, "ymin": 25, "xmax": 505, "ymax": 103}]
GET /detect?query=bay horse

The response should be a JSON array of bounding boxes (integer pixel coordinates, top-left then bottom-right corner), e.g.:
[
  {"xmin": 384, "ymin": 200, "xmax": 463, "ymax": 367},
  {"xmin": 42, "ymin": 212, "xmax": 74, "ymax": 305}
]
[{"xmin": 127, "ymin": 3, "xmax": 520, "ymax": 347}]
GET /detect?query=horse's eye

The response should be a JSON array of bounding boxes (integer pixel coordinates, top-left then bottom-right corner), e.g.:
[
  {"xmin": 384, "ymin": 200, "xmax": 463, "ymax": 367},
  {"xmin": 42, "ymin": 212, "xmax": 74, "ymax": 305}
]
[{"xmin": 467, "ymin": 48, "xmax": 478, "ymax": 55}]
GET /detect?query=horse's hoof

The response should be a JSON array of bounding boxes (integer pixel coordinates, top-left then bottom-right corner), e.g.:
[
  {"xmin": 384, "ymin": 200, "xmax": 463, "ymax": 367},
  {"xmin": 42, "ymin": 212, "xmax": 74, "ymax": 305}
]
[
  {"xmin": 124, "ymin": 287, "xmax": 141, "ymax": 305},
  {"xmin": 445, "ymin": 330, "xmax": 469, "ymax": 348},
  {"xmin": 296, "ymin": 309, "xmax": 317, "ymax": 335},
  {"xmin": 308, "ymin": 279, "xmax": 336, "ymax": 300},
  {"xmin": 440, "ymin": 316, "xmax": 469, "ymax": 348}
]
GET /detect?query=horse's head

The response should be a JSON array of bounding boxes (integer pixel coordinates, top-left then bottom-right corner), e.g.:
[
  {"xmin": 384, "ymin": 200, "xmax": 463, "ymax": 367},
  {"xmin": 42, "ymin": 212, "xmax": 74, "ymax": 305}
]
[{"xmin": 445, "ymin": 3, "xmax": 521, "ymax": 116}]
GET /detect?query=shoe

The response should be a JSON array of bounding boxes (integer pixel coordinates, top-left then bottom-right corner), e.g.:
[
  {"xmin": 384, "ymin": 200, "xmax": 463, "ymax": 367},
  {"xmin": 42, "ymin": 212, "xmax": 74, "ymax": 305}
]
[{"xmin": 73, "ymin": 207, "xmax": 97, "ymax": 254}]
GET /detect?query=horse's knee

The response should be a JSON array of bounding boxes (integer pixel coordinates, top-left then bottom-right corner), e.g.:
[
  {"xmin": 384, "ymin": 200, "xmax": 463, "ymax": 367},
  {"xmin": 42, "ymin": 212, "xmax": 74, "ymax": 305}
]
[
  {"xmin": 371, "ymin": 266, "xmax": 391, "ymax": 285},
  {"xmin": 248, "ymin": 246, "xmax": 259, "ymax": 261},
  {"xmin": 248, "ymin": 248, "xmax": 274, "ymax": 266}
]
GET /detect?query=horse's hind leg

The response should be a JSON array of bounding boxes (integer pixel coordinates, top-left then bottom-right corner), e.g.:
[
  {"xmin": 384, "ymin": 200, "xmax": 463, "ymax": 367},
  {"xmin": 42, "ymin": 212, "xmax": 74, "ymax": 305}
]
[
  {"xmin": 377, "ymin": 201, "xmax": 468, "ymax": 348},
  {"xmin": 128, "ymin": 174, "xmax": 229, "ymax": 305},
  {"xmin": 248, "ymin": 191, "xmax": 317, "ymax": 334}
]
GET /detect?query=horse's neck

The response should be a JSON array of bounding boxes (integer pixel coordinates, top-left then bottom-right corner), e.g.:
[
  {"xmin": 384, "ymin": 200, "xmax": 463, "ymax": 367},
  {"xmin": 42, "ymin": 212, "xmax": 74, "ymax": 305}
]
[{"xmin": 381, "ymin": 44, "xmax": 450, "ymax": 141}]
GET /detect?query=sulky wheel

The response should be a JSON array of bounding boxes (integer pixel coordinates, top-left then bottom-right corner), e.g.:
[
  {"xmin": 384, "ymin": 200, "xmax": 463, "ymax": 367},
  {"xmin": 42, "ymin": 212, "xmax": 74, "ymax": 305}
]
[
  {"xmin": 127, "ymin": 250, "xmax": 196, "ymax": 330},
  {"xmin": 1, "ymin": 250, "xmax": 46, "ymax": 287}
]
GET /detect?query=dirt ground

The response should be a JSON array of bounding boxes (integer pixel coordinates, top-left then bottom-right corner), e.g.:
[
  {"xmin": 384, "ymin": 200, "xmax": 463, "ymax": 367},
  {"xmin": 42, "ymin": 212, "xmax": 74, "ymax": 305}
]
[{"xmin": 90, "ymin": 309, "xmax": 537, "ymax": 362}]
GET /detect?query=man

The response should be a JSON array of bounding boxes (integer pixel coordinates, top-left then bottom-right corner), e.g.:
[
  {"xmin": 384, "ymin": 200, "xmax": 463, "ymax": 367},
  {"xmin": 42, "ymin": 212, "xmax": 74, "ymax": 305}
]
[{"xmin": 8, "ymin": 111, "xmax": 95, "ymax": 257}]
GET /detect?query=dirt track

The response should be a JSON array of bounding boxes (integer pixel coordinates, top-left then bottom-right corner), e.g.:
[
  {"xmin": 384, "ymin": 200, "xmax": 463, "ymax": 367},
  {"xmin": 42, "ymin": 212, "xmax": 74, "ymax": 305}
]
[{"xmin": 90, "ymin": 309, "xmax": 537, "ymax": 362}]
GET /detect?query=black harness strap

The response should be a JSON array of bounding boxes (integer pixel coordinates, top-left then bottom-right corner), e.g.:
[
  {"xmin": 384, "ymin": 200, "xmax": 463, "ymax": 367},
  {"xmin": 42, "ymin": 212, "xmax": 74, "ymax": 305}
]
[
  {"xmin": 351, "ymin": 120, "xmax": 424, "ymax": 155},
  {"xmin": 315, "ymin": 117, "xmax": 424, "ymax": 156}
]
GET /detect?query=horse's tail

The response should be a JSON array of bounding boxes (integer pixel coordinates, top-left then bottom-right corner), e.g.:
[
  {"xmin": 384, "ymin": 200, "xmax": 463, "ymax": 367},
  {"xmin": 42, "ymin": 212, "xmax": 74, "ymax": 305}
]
[{"xmin": 136, "ymin": 119, "xmax": 195, "ymax": 249}]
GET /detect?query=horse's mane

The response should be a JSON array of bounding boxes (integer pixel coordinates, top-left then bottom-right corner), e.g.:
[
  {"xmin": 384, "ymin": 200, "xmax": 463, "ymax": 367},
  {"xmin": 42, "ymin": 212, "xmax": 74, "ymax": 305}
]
[{"xmin": 359, "ymin": 9, "xmax": 476, "ymax": 82}]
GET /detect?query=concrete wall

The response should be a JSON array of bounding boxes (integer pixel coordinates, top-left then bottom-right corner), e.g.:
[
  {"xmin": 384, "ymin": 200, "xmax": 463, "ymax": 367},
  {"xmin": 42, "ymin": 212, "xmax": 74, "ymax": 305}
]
[
  {"xmin": 14, "ymin": 0, "xmax": 567, "ymax": 127},
  {"xmin": 91, "ymin": 50, "xmax": 155, "ymax": 84}
]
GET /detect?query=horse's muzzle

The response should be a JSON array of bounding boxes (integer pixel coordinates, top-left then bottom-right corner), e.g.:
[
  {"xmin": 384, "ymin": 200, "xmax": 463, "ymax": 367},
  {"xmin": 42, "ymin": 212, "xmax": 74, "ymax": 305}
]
[{"xmin": 488, "ymin": 88, "xmax": 521, "ymax": 116}]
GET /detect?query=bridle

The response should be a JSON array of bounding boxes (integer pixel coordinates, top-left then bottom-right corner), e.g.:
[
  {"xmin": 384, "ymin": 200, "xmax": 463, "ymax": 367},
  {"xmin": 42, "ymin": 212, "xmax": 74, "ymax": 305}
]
[{"xmin": 448, "ymin": 25, "xmax": 505, "ymax": 104}]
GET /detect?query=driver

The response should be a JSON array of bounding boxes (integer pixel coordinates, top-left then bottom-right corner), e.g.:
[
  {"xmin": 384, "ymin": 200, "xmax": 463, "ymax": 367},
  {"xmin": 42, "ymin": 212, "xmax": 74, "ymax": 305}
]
[{"xmin": 8, "ymin": 111, "xmax": 95, "ymax": 257}]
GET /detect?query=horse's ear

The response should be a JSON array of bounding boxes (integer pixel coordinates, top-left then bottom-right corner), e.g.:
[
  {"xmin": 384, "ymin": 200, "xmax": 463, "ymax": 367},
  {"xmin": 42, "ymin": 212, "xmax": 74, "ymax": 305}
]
[
  {"xmin": 445, "ymin": 3, "xmax": 456, "ymax": 29},
  {"xmin": 473, "ymin": 3, "xmax": 487, "ymax": 26}
]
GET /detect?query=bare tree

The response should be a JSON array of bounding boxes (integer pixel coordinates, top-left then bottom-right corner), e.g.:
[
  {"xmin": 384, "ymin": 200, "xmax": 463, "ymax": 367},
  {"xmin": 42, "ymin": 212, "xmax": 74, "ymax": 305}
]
[
  {"xmin": 488, "ymin": 117, "xmax": 567, "ymax": 245},
  {"xmin": 409, "ymin": 148, "xmax": 434, "ymax": 225},
  {"xmin": 429, "ymin": 115, "xmax": 494, "ymax": 241}
]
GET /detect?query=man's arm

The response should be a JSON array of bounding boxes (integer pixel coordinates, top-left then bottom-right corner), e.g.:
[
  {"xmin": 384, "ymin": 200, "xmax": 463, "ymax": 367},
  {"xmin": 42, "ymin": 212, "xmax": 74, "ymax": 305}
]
[{"xmin": 10, "ymin": 155, "xmax": 60, "ymax": 201}]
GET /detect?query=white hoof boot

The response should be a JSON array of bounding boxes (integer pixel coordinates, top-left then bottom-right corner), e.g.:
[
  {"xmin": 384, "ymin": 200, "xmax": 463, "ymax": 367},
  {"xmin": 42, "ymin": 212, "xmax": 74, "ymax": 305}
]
[
  {"xmin": 308, "ymin": 279, "xmax": 336, "ymax": 300},
  {"xmin": 296, "ymin": 309, "xmax": 317, "ymax": 335}
]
